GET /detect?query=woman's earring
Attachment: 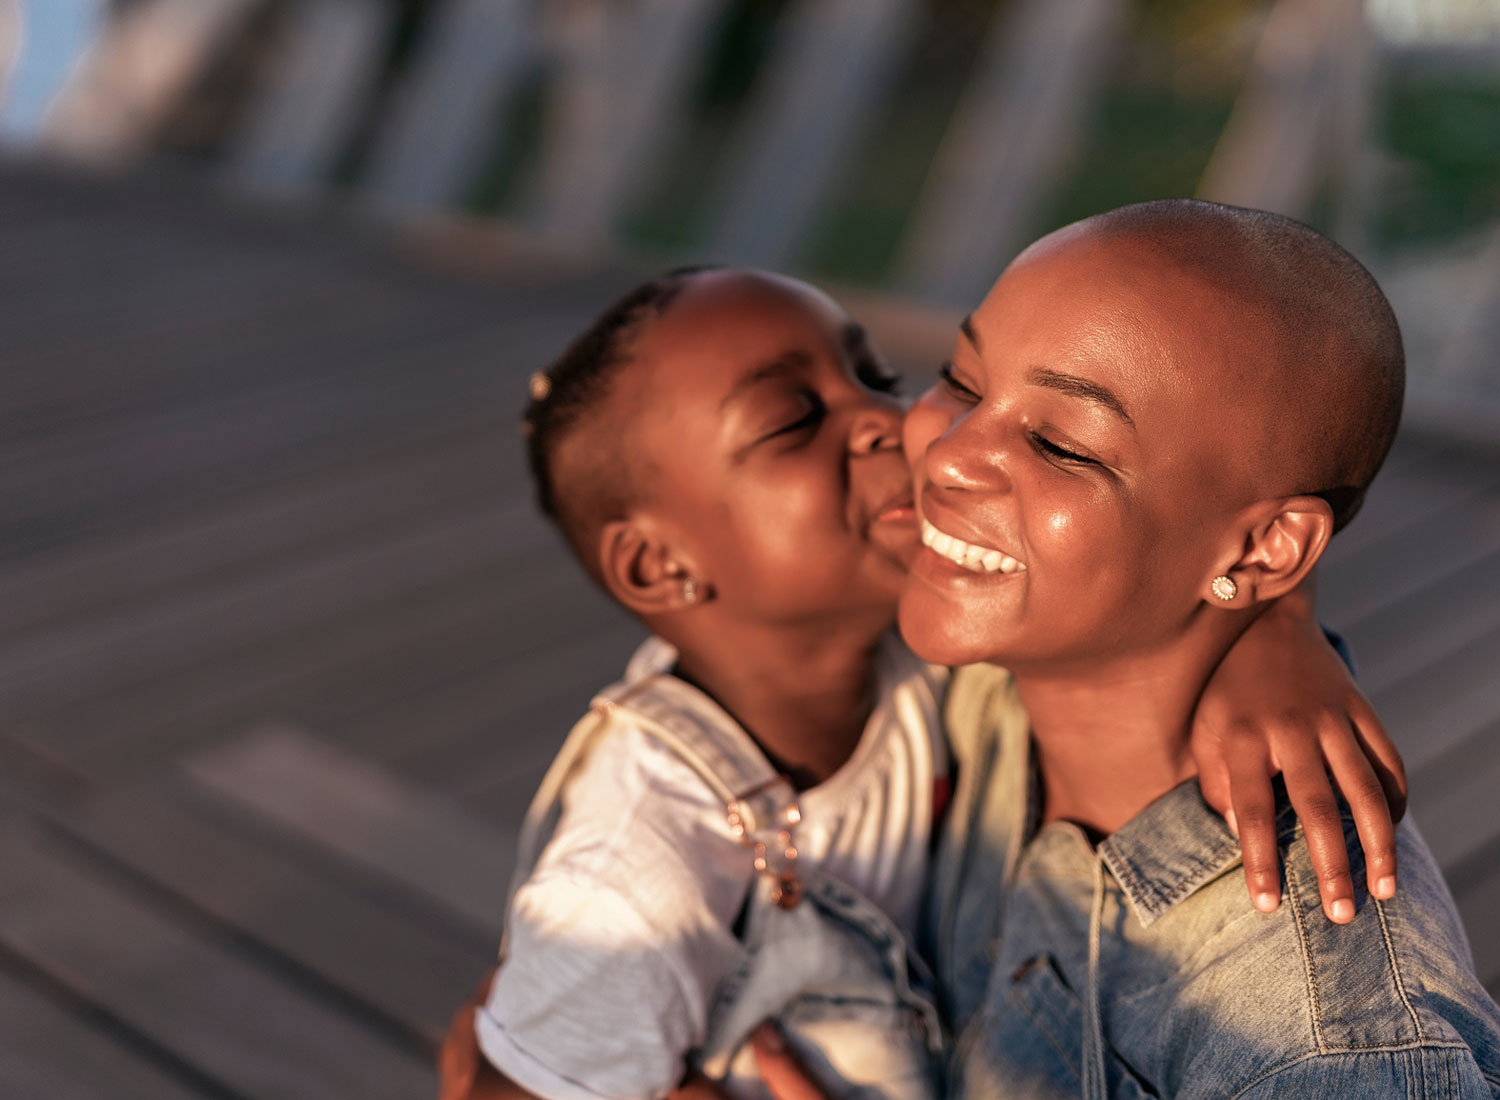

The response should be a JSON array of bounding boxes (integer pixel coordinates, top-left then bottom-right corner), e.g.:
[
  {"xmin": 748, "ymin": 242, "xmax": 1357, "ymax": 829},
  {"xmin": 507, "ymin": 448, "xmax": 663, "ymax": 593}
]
[
  {"xmin": 1211, "ymin": 575, "xmax": 1238, "ymax": 602},
  {"xmin": 681, "ymin": 577, "xmax": 699, "ymax": 605}
]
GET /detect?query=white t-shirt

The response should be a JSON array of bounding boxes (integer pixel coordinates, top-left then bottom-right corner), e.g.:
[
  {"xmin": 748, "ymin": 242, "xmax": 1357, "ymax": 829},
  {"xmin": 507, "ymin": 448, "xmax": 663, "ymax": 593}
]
[{"xmin": 477, "ymin": 633, "xmax": 948, "ymax": 1100}]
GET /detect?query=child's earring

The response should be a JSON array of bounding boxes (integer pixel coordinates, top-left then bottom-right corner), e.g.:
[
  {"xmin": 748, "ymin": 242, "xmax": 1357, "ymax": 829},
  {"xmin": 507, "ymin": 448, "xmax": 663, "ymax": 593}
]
[
  {"xmin": 681, "ymin": 577, "xmax": 700, "ymax": 605},
  {"xmin": 1211, "ymin": 575, "xmax": 1238, "ymax": 602}
]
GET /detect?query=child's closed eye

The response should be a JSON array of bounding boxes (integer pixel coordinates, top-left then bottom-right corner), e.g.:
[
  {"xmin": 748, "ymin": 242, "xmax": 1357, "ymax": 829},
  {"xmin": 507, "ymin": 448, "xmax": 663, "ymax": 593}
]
[
  {"xmin": 855, "ymin": 360, "xmax": 902, "ymax": 395},
  {"xmin": 763, "ymin": 392, "xmax": 827, "ymax": 440}
]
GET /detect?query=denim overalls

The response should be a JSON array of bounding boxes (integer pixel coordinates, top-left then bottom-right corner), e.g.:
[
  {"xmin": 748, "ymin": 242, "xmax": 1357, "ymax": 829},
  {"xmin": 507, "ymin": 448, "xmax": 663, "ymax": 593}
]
[{"xmin": 509, "ymin": 667, "xmax": 946, "ymax": 1100}]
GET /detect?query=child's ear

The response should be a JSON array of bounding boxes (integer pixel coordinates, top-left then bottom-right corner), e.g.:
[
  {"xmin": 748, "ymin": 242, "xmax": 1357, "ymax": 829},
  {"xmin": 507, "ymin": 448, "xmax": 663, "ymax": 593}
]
[
  {"xmin": 1210, "ymin": 496, "xmax": 1334, "ymax": 607},
  {"xmin": 598, "ymin": 518, "xmax": 704, "ymax": 615}
]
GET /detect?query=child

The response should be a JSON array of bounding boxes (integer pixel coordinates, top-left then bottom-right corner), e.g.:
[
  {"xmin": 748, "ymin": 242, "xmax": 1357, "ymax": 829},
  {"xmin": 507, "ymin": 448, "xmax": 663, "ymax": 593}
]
[
  {"xmin": 901, "ymin": 201, "xmax": 1500, "ymax": 1097},
  {"xmin": 445, "ymin": 266, "xmax": 1404, "ymax": 1100}
]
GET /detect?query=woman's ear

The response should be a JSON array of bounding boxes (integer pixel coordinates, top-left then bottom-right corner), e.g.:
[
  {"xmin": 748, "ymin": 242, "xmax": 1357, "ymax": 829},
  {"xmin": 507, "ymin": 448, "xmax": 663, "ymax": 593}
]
[
  {"xmin": 598, "ymin": 518, "xmax": 704, "ymax": 615},
  {"xmin": 1210, "ymin": 496, "xmax": 1334, "ymax": 607}
]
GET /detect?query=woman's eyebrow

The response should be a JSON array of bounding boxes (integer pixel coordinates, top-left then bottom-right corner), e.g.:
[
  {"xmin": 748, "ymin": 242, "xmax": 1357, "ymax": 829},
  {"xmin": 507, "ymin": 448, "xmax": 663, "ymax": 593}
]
[
  {"xmin": 719, "ymin": 353, "xmax": 808, "ymax": 411},
  {"xmin": 960, "ymin": 315, "xmax": 980, "ymax": 351},
  {"xmin": 1027, "ymin": 367, "xmax": 1136, "ymax": 429}
]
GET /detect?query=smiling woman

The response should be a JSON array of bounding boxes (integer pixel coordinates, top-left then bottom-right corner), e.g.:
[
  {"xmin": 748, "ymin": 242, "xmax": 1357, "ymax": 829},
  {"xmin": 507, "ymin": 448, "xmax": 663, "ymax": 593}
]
[{"xmin": 912, "ymin": 199, "xmax": 1500, "ymax": 1100}]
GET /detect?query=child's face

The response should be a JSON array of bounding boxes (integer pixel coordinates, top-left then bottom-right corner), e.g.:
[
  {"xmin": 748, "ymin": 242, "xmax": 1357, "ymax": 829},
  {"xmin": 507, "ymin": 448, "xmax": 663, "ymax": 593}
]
[
  {"xmin": 899, "ymin": 229, "xmax": 1267, "ymax": 669},
  {"xmin": 631, "ymin": 271, "xmax": 917, "ymax": 627}
]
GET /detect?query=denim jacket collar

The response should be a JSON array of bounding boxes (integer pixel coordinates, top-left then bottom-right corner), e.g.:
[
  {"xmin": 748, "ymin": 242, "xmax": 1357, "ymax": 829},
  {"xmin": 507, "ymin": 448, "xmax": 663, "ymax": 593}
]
[{"xmin": 1096, "ymin": 778, "xmax": 1297, "ymax": 927}]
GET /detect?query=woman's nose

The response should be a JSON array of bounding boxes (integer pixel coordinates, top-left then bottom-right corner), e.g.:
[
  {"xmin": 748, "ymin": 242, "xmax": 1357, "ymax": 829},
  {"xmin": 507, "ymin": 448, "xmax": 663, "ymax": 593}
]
[{"xmin": 924, "ymin": 412, "xmax": 1012, "ymax": 494}]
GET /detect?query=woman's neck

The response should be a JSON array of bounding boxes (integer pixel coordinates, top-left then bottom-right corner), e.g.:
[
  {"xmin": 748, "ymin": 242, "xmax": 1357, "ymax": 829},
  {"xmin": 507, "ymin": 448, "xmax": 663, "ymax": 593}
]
[
  {"xmin": 669, "ymin": 613, "xmax": 891, "ymax": 789},
  {"xmin": 1013, "ymin": 626, "xmax": 1236, "ymax": 836}
]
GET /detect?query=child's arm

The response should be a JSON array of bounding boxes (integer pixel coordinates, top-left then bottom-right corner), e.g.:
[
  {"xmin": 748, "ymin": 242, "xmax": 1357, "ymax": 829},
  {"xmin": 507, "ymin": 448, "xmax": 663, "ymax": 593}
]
[
  {"xmin": 437, "ymin": 969, "xmax": 541, "ymax": 1100},
  {"xmin": 1193, "ymin": 573, "xmax": 1408, "ymax": 924}
]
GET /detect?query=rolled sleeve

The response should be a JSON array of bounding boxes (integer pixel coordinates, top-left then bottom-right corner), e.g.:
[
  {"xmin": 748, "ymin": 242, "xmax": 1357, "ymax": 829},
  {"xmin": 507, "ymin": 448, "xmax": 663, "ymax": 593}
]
[{"xmin": 477, "ymin": 874, "xmax": 739, "ymax": 1100}]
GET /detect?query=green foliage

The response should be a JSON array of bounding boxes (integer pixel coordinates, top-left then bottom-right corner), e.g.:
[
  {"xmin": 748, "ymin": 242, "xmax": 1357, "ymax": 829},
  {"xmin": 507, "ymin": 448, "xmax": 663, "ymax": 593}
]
[{"xmin": 1376, "ymin": 70, "xmax": 1500, "ymax": 249}]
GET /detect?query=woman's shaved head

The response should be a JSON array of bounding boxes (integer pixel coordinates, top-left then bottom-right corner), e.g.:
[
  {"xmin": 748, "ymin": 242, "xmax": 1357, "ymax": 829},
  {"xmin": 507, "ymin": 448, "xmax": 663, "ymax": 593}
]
[{"xmin": 1062, "ymin": 199, "xmax": 1404, "ymax": 530}]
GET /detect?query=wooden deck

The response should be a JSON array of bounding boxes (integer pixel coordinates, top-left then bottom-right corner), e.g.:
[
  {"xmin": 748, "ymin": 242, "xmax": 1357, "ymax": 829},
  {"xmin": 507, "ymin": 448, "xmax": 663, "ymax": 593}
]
[{"xmin": 1, "ymin": 162, "xmax": 1498, "ymax": 1098}]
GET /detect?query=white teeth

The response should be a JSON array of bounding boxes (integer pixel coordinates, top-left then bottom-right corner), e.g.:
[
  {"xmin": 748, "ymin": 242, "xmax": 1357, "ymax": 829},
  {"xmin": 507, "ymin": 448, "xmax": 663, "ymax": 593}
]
[{"xmin": 919, "ymin": 519, "xmax": 1025, "ymax": 575}]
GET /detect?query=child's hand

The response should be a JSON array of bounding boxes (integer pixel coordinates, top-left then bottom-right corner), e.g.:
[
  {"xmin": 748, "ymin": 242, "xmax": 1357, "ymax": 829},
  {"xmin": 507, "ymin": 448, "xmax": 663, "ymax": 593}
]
[
  {"xmin": 668, "ymin": 1025, "xmax": 832, "ymax": 1100},
  {"xmin": 437, "ymin": 966, "xmax": 538, "ymax": 1100},
  {"xmin": 1193, "ymin": 579, "xmax": 1407, "ymax": 924}
]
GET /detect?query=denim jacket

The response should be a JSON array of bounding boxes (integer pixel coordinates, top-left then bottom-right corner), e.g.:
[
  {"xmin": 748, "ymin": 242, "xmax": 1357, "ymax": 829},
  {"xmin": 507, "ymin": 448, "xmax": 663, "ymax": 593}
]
[{"xmin": 927, "ymin": 663, "xmax": 1500, "ymax": 1100}]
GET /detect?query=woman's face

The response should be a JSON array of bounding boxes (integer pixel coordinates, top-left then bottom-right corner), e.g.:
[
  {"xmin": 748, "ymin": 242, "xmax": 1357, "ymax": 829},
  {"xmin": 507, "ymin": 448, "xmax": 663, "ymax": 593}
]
[{"xmin": 898, "ymin": 231, "xmax": 1255, "ymax": 670}]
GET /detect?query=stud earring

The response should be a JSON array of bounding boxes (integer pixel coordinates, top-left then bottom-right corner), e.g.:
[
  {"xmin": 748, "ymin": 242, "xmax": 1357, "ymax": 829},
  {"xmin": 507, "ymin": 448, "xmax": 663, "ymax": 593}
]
[
  {"xmin": 681, "ymin": 577, "xmax": 699, "ymax": 605},
  {"xmin": 1211, "ymin": 575, "xmax": 1238, "ymax": 602}
]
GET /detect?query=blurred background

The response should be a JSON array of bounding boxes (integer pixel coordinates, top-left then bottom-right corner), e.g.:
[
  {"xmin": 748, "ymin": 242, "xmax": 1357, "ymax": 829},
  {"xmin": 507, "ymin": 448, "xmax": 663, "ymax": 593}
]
[{"xmin": 0, "ymin": 1, "xmax": 1497, "ymax": 1096}]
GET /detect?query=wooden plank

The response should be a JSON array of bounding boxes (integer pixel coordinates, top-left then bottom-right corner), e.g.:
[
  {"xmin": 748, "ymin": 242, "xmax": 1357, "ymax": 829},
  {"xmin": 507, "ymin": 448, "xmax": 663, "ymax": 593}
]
[
  {"xmin": 895, "ymin": 0, "xmax": 1128, "ymax": 304},
  {"xmin": 64, "ymin": 548, "xmax": 610, "ymax": 776},
  {"xmin": 58, "ymin": 776, "xmax": 493, "ymax": 1046},
  {"xmin": 228, "ymin": 0, "xmax": 391, "ymax": 195},
  {"xmin": 1319, "ymin": 479, "xmax": 1500, "ymax": 629},
  {"xmin": 1340, "ymin": 543, "xmax": 1500, "ymax": 696},
  {"xmin": 531, "ymin": 0, "xmax": 724, "ymax": 242},
  {"xmin": 183, "ymin": 726, "xmax": 518, "ymax": 932},
  {"xmin": 23, "ymin": 559, "xmax": 563, "ymax": 783},
  {"xmin": 707, "ymin": 0, "xmax": 917, "ymax": 268},
  {"xmin": 0, "ymin": 962, "xmax": 208, "ymax": 1100},
  {"xmin": 0, "ymin": 322, "xmax": 536, "ymax": 567},
  {"xmin": 0, "ymin": 419, "xmax": 505, "ymax": 643},
  {"xmin": 362, "ymin": 0, "xmax": 533, "ymax": 211},
  {"xmin": 367, "ymin": 611, "xmax": 639, "ymax": 769},
  {"xmin": 1407, "ymin": 740, "xmax": 1500, "ymax": 881},
  {"xmin": 2, "ymin": 496, "xmax": 544, "ymax": 732},
  {"xmin": 1371, "ymin": 621, "xmax": 1500, "ymax": 778},
  {"xmin": 0, "ymin": 821, "xmax": 434, "ymax": 1099},
  {"xmin": 41, "ymin": 0, "xmax": 267, "ymax": 163},
  {"xmin": 1320, "ymin": 443, "xmax": 1500, "ymax": 568},
  {"xmin": 1452, "ymin": 863, "xmax": 1500, "ymax": 997}
]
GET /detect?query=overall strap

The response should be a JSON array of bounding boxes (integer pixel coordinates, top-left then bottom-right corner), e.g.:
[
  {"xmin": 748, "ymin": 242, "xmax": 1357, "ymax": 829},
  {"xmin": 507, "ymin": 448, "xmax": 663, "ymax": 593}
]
[{"xmin": 508, "ymin": 670, "xmax": 792, "ymax": 904}]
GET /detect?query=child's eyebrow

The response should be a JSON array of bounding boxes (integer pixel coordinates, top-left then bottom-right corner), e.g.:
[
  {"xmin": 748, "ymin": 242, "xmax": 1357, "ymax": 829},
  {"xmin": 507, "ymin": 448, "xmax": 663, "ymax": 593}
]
[
  {"xmin": 719, "ymin": 353, "xmax": 809, "ymax": 411},
  {"xmin": 1027, "ymin": 367, "xmax": 1136, "ymax": 429},
  {"xmin": 841, "ymin": 322, "xmax": 870, "ymax": 357}
]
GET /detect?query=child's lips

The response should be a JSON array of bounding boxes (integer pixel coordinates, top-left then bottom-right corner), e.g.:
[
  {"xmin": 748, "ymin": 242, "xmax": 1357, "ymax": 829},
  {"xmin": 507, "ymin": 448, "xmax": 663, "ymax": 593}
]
[
  {"xmin": 875, "ymin": 499, "xmax": 916, "ymax": 524},
  {"xmin": 872, "ymin": 495, "xmax": 916, "ymax": 525}
]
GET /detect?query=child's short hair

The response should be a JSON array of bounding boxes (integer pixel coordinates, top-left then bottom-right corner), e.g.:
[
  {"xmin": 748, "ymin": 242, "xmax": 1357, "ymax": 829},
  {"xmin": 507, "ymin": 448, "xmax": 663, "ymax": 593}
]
[{"xmin": 523, "ymin": 266, "xmax": 719, "ymax": 581}]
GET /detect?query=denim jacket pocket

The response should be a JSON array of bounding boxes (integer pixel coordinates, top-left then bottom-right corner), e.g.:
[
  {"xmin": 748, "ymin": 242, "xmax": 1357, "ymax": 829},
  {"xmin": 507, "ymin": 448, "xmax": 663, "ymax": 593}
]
[{"xmin": 963, "ymin": 953, "xmax": 1156, "ymax": 1100}]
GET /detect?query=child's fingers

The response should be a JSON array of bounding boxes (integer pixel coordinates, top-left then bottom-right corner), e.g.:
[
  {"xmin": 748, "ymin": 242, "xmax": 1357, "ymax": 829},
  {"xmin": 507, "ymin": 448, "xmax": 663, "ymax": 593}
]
[
  {"xmin": 1348, "ymin": 699, "xmax": 1408, "ymax": 824},
  {"xmin": 1321, "ymin": 717, "xmax": 1398, "ymax": 901},
  {"xmin": 1195, "ymin": 744, "xmax": 1233, "ymax": 824},
  {"xmin": 1223, "ymin": 729, "xmax": 1282, "ymax": 913},
  {"xmin": 669, "ymin": 1072, "xmax": 736, "ymax": 1100},
  {"xmin": 751, "ymin": 1024, "xmax": 832, "ymax": 1100},
  {"xmin": 1278, "ymin": 736, "xmax": 1356, "ymax": 923}
]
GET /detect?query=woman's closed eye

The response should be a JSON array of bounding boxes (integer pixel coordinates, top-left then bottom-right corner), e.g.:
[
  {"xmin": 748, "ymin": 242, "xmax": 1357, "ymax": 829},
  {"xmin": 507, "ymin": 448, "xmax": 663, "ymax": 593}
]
[
  {"xmin": 938, "ymin": 362, "xmax": 979, "ymax": 403},
  {"xmin": 1030, "ymin": 431, "xmax": 1097, "ymax": 466}
]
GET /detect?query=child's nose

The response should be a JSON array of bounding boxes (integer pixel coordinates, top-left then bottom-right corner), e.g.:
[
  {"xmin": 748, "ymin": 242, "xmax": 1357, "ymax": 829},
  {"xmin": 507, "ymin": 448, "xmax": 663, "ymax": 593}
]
[{"xmin": 849, "ymin": 404, "xmax": 903, "ymax": 455}]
